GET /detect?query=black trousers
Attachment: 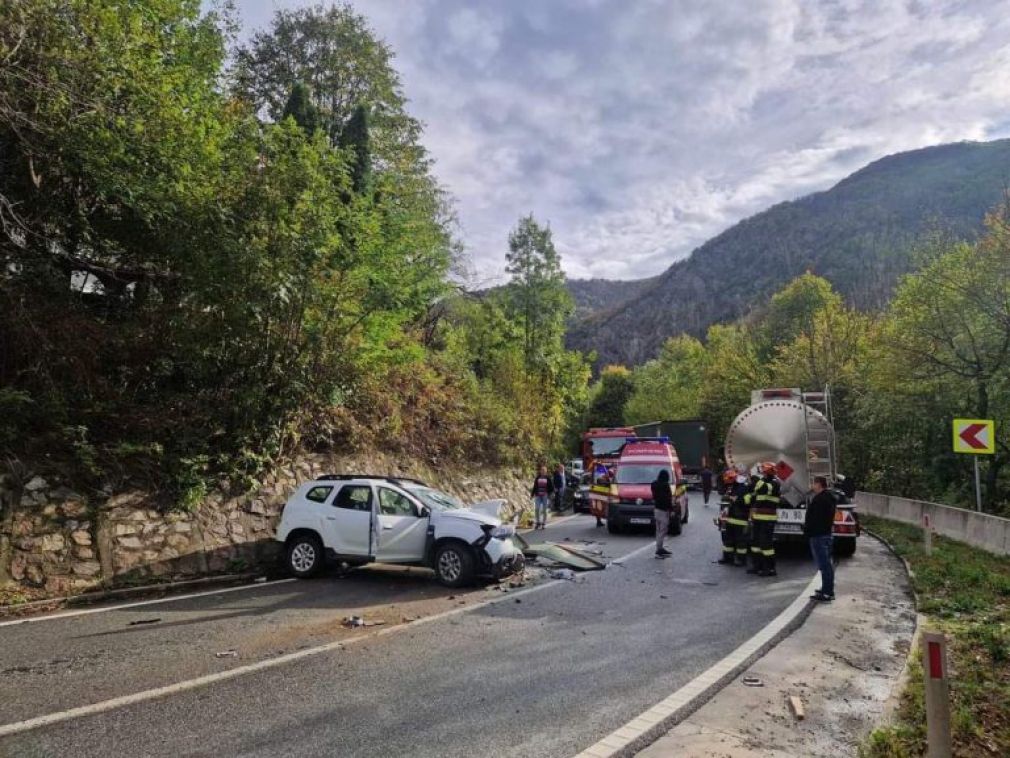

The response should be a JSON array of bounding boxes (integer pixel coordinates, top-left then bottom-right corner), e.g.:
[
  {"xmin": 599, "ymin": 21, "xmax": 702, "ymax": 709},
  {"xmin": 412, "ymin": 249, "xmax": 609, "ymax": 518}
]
[{"xmin": 750, "ymin": 519, "xmax": 777, "ymax": 571}]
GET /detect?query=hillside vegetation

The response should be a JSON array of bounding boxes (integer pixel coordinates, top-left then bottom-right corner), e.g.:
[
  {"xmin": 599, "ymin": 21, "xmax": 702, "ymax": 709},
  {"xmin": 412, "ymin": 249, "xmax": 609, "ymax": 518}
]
[
  {"xmin": 580, "ymin": 205, "xmax": 1010, "ymax": 514},
  {"xmin": 0, "ymin": 1, "xmax": 587, "ymax": 503},
  {"xmin": 568, "ymin": 139, "xmax": 1010, "ymax": 366}
]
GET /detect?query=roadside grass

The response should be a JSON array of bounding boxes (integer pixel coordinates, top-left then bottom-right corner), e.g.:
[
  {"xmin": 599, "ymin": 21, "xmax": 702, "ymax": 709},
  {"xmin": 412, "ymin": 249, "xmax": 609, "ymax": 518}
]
[{"xmin": 861, "ymin": 515, "xmax": 1010, "ymax": 758}]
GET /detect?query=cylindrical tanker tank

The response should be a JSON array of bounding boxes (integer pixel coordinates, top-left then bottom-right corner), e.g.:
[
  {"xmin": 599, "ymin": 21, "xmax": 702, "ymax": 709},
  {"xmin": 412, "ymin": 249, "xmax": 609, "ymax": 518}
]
[{"xmin": 724, "ymin": 397, "xmax": 834, "ymax": 506}]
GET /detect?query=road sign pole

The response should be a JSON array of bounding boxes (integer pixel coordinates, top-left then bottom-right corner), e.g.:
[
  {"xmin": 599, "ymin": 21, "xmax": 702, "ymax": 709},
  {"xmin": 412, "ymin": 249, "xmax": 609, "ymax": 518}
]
[
  {"xmin": 922, "ymin": 514, "xmax": 932, "ymax": 555},
  {"xmin": 973, "ymin": 457, "xmax": 982, "ymax": 513},
  {"xmin": 922, "ymin": 631, "xmax": 952, "ymax": 758}
]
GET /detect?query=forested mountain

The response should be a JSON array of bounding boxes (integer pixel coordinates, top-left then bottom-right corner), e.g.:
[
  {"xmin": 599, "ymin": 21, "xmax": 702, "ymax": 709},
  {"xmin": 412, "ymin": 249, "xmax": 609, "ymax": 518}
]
[
  {"xmin": 565, "ymin": 277, "xmax": 659, "ymax": 319},
  {"xmin": 568, "ymin": 139, "xmax": 1010, "ymax": 366}
]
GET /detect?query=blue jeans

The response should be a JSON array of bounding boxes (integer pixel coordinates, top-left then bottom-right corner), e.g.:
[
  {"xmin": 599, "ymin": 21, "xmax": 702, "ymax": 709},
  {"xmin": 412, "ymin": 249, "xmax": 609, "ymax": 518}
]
[
  {"xmin": 534, "ymin": 495, "xmax": 550, "ymax": 524},
  {"xmin": 809, "ymin": 535, "xmax": 835, "ymax": 597}
]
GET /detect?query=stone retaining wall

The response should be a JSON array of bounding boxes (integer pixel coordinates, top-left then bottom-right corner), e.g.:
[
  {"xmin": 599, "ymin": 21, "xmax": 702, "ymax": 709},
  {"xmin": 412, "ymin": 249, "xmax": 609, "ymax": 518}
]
[
  {"xmin": 857, "ymin": 491, "xmax": 1010, "ymax": 556},
  {"xmin": 0, "ymin": 453, "xmax": 533, "ymax": 596}
]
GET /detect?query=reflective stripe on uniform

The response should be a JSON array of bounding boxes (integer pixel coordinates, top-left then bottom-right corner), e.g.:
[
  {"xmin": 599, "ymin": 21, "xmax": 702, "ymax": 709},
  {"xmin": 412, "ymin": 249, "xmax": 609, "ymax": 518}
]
[
  {"xmin": 751, "ymin": 546, "xmax": 761, "ymax": 553},
  {"xmin": 722, "ymin": 546, "xmax": 734, "ymax": 553},
  {"xmin": 725, "ymin": 518, "xmax": 748, "ymax": 526},
  {"xmin": 760, "ymin": 548, "xmax": 775, "ymax": 556},
  {"xmin": 736, "ymin": 548, "xmax": 749, "ymax": 554},
  {"xmin": 751, "ymin": 513, "xmax": 778, "ymax": 521}
]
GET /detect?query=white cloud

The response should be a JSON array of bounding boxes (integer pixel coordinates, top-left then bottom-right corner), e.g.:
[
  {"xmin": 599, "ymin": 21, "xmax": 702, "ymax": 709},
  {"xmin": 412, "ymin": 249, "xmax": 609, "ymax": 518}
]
[{"xmin": 225, "ymin": 0, "xmax": 1010, "ymax": 281}]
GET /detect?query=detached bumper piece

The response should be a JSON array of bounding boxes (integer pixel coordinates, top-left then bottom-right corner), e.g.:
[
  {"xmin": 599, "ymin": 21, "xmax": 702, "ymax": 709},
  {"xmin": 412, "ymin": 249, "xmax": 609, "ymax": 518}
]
[{"xmin": 512, "ymin": 534, "xmax": 608, "ymax": 571}]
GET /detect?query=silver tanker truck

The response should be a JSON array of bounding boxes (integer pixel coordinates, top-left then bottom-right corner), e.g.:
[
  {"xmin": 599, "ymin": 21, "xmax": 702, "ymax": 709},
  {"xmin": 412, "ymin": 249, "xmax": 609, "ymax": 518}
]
[{"xmin": 721, "ymin": 387, "xmax": 859, "ymax": 557}]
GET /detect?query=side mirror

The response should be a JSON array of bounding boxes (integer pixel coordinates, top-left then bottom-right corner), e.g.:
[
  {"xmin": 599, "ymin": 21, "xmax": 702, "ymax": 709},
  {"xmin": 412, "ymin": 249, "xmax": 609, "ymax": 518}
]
[{"xmin": 417, "ymin": 505, "xmax": 430, "ymax": 518}]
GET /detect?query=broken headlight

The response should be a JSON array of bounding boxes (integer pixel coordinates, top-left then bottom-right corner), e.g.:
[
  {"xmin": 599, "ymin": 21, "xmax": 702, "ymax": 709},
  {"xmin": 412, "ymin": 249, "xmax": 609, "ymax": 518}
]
[{"xmin": 490, "ymin": 525, "xmax": 515, "ymax": 540}]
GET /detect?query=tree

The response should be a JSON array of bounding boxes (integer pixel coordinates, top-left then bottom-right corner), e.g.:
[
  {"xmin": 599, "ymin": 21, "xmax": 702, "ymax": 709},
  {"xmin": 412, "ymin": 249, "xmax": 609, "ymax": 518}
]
[
  {"xmin": 338, "ymin": 104, "xmax": 371, "ymax": 194},
  {"xmin": 625, "ymin": 336, "xmax": 708, "ymax": 424},
  {"xmin": 871, "ymin": 208, "xmax": 1010, "ymax": 511},
  {"xmin": 502, "ymin": 215, "xmax": 573, "ymax": 371},
  {"xmin": 586, "ymin": 366, "xmax": 634, "ymax": 428},
  {"xmin": 282, "ymin": 82, "xmax": 321, "ymax": 135},
  {"xmin": 233, "ymin": 3, "xmax": 420, "ymax": 167}
]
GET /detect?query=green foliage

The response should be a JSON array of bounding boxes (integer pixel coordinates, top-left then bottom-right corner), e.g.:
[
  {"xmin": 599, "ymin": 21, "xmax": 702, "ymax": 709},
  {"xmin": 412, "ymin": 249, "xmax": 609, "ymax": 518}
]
[
  {"xmin": 586, "ymin": 366, "xmax": 634, "ymax": 429},
  {"xmin": 502, "ymin": 215, "xmax": 574, "ymax": 371},
  {"xmin": 860, "ymin": 516, "xmax": 1010, "ymax": 758},
  {"xmin": 1, "ymin": 0, "xmax": 573, "ymax": 504},
  {"xmin": 282, "ymin": 82, "xmax": 321, "ymax": 135},
  {"xmin": 625, "ymin": 336, "xmax": 708, "ymax": 424}
]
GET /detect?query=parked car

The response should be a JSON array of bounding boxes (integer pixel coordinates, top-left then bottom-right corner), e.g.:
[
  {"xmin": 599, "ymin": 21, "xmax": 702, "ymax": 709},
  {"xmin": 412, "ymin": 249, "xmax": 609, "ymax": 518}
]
[
  {"xmin": 276, "ymin": 475, "xmax": 524, "ymax": 587},
  {"xmin": 565, "ymin": 458, "xmax": 585, "ymax": 487},
  {"xmin": 570, "ymin": 473, "xmax": 593, "ymax": 513},
  {"xmin": 602, "ymin": 439, "xmax": 689, "ymax": 535}
]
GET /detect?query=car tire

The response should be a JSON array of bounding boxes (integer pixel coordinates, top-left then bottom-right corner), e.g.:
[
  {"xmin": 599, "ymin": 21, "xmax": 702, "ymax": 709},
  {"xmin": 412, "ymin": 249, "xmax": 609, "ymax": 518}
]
[
  {"xmin": 287, "ymin": 534, "xmax": 324, "ymax": 578},
  {"xmin": 833, "ymin": 538, "xmax": 856, "ymax": 558},
  {"xmin": 434, "ymin": 542, "xmax": 475, "ymax": 588},
  {"xmin": 668, "ymin": 515, "xmax": 683, "ymax": 536}
]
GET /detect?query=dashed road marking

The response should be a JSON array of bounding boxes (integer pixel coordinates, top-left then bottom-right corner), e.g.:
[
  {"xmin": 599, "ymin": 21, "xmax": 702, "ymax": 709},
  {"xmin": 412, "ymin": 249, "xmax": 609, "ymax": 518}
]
[
  {"xmin": 0, "ymin": 540, "xmax": 654, "ymax": 737},
  {"xmin": 0, "ymin": 579, "xmax": 299, "ymax": 629}
]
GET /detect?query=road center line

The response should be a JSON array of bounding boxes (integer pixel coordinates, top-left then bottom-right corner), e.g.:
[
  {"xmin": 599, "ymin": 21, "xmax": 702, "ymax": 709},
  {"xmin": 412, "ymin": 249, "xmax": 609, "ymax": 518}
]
[
  {"xmin": 0, "ymin": 579, "xmax": 299, "ymax": 629},
  {"xmin": 0, "ymin": 538, "xmax": 654, "ymax": 738}
]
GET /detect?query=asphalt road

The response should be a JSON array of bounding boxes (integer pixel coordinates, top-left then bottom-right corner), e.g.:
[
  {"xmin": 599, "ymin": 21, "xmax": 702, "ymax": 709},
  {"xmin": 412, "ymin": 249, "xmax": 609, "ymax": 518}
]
[{"xmin": 0, "ymin": 493, "xmax": 816, "ymax": 758}]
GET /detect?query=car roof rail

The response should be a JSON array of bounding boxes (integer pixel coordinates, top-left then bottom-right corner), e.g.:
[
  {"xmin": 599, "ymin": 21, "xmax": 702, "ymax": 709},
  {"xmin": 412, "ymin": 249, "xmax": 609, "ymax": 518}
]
[{"xmin": 316, "ymin": 474, "xmax": 429, "ymax": 486}]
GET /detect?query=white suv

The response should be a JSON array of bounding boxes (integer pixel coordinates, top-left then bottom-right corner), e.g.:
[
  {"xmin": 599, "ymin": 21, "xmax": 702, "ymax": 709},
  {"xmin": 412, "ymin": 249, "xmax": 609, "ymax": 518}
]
[{"xmin": 275, "ymin": 475, "xmax": 524, "ymax": 587}]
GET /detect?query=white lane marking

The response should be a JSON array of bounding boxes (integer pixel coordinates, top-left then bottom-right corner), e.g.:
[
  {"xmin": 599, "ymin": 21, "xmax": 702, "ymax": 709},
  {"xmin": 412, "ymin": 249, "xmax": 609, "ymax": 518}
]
[
  {"xmin": 0, "ymin": 540, "xmax": 654, "ymax": 737},
  {"xmin": 0, "ymin": 579, "xmax": 299, "ymax": 629},
  {"xmin": 573, "ymin": 571, "xmax": 821, "ymax": 758}
]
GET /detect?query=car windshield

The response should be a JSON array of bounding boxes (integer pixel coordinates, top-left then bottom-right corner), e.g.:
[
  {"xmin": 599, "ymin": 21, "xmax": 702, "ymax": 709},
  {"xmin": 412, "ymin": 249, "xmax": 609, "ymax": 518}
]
[
  {"xmin": 616, "ymin": 465, "xmax": 673, "ymax": 484},
  {"xmin": 591, "ymin": 437, "xmax": 626, "ymax": 456},
  {"xmin": 408, "ymin": 486, "xmax": 465, "ymax": 511}
]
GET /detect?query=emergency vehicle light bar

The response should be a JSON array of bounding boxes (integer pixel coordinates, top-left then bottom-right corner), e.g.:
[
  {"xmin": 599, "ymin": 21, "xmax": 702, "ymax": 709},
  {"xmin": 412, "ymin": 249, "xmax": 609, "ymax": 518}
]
[{"xmin": 625, "ymin": 436, "xmax": 670, "ymax": 444}]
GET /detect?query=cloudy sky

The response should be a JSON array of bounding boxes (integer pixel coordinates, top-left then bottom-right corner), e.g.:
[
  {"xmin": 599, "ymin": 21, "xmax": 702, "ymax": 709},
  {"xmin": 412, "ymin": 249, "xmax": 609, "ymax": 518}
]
[{"xmin": 225, "ymin": 0, "xmax": 1010, "ymax": 283}]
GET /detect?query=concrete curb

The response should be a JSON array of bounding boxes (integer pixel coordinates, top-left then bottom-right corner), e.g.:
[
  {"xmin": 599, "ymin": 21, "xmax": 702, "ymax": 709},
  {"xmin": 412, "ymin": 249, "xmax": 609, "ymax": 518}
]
[
  {"xmin": 575, "ymin": 571, "xmax": 821, "ymax": 758},
  {"xmin": 0, "ymin": 573, "xmax": 263, "ymax": 618}
]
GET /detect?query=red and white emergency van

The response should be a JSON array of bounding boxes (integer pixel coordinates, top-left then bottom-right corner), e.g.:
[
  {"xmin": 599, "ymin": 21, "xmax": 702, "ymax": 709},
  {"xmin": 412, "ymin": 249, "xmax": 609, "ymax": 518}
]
[{"xmin": 591, "ymin": 438, "xmax": 689, "ymax": 535}]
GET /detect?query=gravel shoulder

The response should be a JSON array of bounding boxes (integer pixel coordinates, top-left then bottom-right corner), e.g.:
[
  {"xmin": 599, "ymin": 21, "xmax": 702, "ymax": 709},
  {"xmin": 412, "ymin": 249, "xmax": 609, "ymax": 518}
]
[{"xmin": 637, "ymin": 534, "xmax": 916, "ymax": 757}]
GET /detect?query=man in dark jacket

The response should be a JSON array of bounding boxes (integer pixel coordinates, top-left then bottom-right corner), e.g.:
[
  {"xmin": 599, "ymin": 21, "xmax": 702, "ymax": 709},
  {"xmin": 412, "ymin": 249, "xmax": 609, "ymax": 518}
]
[
  {"xmin": 552, "ymin": 463, "xmax": 566, "ymax": 513},
  {"xmin": 805, "ymin": 476, "xmax": 837, "ymax": 601},
  {"xmin": 651, "ymin": 469, "xmax": 674, "ymax": 559}
]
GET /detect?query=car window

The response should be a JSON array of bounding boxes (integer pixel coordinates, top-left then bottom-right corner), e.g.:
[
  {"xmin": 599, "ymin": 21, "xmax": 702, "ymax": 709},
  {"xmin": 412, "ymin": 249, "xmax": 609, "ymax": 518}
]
[
  {"xmin": 304, "ymin": 485, "xmax": 334, "ymax": 504},
  {"xmin": 334, "ymin": 485, "xmax": 372, "ymax": 512},
  {"xmin": 378, "ymin": 487, "xmax": 416, "ymax": 517}
]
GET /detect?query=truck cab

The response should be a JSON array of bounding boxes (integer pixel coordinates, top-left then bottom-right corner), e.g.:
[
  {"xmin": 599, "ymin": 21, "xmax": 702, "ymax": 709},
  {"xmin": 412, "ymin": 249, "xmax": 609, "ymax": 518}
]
[{"xmin": 600, "ymin": 439, "xmax": 688, "ymax": 535}]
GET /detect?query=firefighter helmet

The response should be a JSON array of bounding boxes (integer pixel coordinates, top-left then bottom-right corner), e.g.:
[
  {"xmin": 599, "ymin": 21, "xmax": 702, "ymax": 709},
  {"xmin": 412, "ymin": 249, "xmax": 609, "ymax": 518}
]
[{"xmin": 760, "ymin": 461, "xmax": 777, "ymax": 476}]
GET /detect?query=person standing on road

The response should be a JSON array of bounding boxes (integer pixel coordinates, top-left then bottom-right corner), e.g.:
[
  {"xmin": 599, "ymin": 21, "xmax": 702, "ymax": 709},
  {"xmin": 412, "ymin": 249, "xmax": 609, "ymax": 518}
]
[
  {"xmin": 552, "ymin": 463, "xmax": 566, "ymax": 513},
  {"xmin": 651, "ymin": 469, "xmax": 674, "ymax": 559},
  {"xmin": 749, "ymin": 462, "xmax": 781, "ymax": 577},
  {"xmin": 700, "ymin": 465, "xmax": 714, "ymax": 505},
  {"xmin": 531, "ymin": 464, "xmax": 554, "ymax": 530},
  {"xmin": 718, "ymin": 473, "xmax": 751, "ymax": 566},
  {"xmin": 805, "ymin": 476, "xmax": 838, "ymax": 601}
]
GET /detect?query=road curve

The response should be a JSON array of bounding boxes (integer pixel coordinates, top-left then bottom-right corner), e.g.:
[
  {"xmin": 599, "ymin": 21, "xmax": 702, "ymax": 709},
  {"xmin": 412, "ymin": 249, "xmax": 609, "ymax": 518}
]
[{"xmin": 0, "ymin": 493, "xmax": 815, "ymax": 757}]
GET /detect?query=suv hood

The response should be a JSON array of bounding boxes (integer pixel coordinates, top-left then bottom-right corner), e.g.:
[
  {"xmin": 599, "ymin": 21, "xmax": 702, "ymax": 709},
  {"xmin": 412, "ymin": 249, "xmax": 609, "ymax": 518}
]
[{"xmin": 438, "ymin": 507, "xmax": 501, "ymax": 528}]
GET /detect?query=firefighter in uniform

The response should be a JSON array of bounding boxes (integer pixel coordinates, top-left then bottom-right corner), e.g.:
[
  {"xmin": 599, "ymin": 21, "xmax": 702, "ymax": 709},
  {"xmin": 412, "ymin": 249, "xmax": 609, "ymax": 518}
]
[
  {"xmin": 718, "ymin": 471, "xmax": 750, "ymax": 565},
  {"xmin": 749, "ymin": 462, "xmax": 781, "ymax": 577}
]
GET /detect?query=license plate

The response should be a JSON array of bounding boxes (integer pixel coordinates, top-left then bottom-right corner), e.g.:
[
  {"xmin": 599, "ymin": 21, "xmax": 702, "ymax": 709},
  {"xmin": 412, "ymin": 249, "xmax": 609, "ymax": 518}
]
[
  {"xmin": 629, "ymin": 517, "xmax": 651, "ymax": 525},
  {"xmin": 777, "ymin": 509, "xmax": 806, "ymax": 523},
  {"xmin": 775, "ymin": 523, "xmax": 803, "ymax": 534}
]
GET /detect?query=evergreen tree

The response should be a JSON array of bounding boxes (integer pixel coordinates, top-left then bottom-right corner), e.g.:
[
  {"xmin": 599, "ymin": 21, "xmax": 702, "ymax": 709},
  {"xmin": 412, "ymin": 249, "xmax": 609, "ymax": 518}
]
[
  {"xmin": 502, "ymin": 214, "xmax": 573, "ymax": 371},
  {"xmin": 338, "ymin": 104, "xmax": 372, "ymax": 194},
  {"xmin": 281, "ymin": 82, "xmax": 320, "ymax": 135}
]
